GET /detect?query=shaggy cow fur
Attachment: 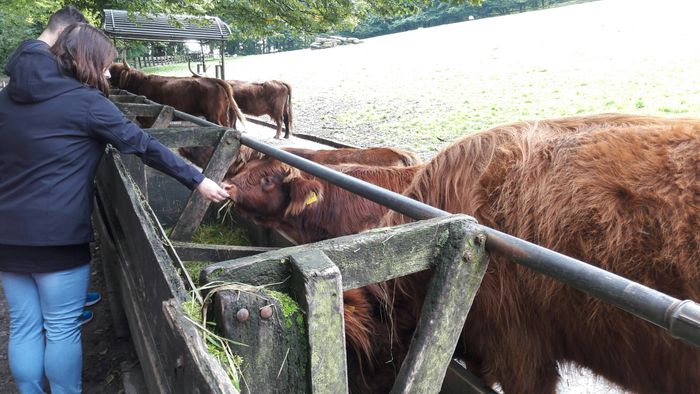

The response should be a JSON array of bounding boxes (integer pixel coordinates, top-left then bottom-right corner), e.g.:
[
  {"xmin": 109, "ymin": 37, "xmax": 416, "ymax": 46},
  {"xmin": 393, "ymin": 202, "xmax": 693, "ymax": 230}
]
[
  {"xmin": 347, "ymin": 114, "xmax": 700, "ymax": 393},
  {"xmin": 228, "ymin": 79, "xmax": 292, "ymax": 138},
  {"xmin": 108, "ymin": 63, "xmax": 246, "ymax": 129}
]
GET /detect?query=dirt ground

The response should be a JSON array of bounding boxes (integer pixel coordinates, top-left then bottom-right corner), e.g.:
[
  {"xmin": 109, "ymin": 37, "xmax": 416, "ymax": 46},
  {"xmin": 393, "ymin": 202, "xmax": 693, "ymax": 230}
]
[{"xmin": 0, "ymin": 241, "xmax": 138, "ymax": 394}]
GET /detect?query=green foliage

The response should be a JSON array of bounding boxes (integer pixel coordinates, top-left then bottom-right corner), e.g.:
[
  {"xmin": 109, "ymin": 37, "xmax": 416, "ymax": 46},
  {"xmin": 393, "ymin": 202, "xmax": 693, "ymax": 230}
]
[
  {"xmin": 345, "ymin": 0, "xmax": 576, "ymax": 39},
  {"xmin": 3, "ymin": 0, "xmax": 480, "ymax": 71},
  {"xmin": 0, "ymin": 11, "xmax": 40, "ymax": 73}
]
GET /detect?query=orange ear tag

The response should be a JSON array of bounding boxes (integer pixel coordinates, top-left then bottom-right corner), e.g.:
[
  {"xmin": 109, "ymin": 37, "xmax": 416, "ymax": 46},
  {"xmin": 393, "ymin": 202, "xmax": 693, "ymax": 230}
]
[{"xmin": 305, "ymin": 192, "xmax": 318, "ymax": 206}]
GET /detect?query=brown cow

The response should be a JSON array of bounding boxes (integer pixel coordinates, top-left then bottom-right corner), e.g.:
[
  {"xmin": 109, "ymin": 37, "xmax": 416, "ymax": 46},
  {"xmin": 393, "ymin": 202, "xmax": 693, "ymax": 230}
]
[
  {"xmin": 344, "ymin": 114, "xmax": 700, "ymax": 393},
  {"xmin": 228, "ymin": 80, "xmax": 292, "ymax": 138},
  {"xmin": 178, "ymin": 145, "xmax": 422, "ymax": 179},
  {"xmin": 108, "ymin": 63, "xmax": 246, "ymax": 129},
  {"xmin": 222, "ymin": 158, "xmax": 423, "ymax": 244}
]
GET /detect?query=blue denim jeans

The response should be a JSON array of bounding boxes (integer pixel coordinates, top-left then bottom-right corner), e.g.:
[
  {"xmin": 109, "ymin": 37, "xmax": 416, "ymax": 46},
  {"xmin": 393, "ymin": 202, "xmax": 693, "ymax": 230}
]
[{"xmin": 2, "ymin": 264, "xmax": 89, "ymax": 394}]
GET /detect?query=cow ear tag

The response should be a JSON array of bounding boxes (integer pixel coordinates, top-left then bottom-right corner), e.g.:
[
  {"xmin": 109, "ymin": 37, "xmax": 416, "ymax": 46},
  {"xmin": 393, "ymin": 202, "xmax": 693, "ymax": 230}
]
[{"xmin": 305, "ymin": 192, "xmax": 318, "ymax": 206}]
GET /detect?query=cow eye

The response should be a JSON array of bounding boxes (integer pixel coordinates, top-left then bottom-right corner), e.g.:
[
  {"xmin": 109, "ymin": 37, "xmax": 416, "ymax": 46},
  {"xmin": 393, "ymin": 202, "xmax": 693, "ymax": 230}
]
[{"xmin": 261, "ymin": 176, "xmax": 274, "ymax": 191}]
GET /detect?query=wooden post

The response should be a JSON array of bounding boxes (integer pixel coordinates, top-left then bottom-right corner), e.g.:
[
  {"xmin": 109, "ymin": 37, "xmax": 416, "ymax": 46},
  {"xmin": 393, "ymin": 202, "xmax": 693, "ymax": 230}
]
[
  {"xmin": 390, "ymin": 222, "xmax": 489, "ymax": 394},
  {"xmin": 289, "ymin": 250, "xmax": 348, "ymax": 393},
  {"xmin": 149, "ymin": 105, "xmax": 174, "ymax": 129},
  {"xmin": 169, "ymin": 129, "xmax": 241, "ymax": 241},
  {"xmin": 214, "ymin": 289, "xmax": 308, "ymax": 393}
]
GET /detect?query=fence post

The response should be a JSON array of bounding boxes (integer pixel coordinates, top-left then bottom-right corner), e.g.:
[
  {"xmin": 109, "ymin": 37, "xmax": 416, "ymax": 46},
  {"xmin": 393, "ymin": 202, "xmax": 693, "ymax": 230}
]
[{"xmin": 289, "ymin": 250, "xmax": 349, "ymax": 394}]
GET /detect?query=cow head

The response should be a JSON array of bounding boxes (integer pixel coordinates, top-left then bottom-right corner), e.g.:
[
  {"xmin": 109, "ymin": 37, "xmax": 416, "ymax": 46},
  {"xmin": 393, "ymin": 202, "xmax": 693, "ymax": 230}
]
[
  {"xmin": 222, "ymin": 158, "xmax": 323, "ymax": 222},
  {"xmin": 108, "ymin": 62, "xmax": 130, "ymax": 89}
]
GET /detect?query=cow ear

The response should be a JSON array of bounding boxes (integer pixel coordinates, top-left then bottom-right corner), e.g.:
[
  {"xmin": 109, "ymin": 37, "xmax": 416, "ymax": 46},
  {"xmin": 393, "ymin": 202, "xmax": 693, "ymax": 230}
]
[{"xmin": 285, "ymin": 178, "xmax": 323, "ymax": 217}]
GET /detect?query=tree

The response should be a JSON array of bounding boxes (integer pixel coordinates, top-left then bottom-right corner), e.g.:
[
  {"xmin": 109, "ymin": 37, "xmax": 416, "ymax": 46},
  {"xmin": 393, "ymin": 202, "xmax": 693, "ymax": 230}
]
[
  {"xmin": 0, "ymin": 0, "xmax": 483, "ymax": 70},
  {"xmin": 213, "ymin": 0, "xmax": 481, "ymax": 39}
]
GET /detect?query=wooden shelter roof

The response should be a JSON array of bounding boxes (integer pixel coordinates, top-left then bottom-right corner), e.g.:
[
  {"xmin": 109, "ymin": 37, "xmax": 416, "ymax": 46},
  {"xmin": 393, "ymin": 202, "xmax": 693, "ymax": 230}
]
[{"xmin": 102, "ymin": 9, "xmax": 231, "ymax": 42}]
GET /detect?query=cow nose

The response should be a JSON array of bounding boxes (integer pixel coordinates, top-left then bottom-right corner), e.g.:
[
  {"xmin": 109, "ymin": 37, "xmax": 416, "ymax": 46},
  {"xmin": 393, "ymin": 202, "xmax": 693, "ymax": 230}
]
[{"xmin": 222, "ymin": 182, "xmax": 238, "ymax": 202}]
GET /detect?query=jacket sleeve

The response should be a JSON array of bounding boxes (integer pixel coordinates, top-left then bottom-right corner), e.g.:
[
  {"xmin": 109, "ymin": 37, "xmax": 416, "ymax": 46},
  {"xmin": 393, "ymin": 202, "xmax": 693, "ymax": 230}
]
[{"xmin": 87, "ymin": 96, "xmax": 205, "ymax": 190}]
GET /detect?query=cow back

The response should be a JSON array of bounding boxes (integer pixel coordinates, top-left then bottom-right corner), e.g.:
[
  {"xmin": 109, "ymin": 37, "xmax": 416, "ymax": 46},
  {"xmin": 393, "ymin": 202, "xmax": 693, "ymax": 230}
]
[{"xmin": 377, "ymin": 114, "xmax": 700, "ymax": 393}]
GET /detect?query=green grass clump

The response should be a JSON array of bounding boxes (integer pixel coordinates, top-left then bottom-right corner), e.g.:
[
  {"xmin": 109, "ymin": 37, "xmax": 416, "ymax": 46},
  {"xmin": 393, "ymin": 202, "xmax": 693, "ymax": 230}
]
[
  {"xmin": 192, "ymin": 222, "xmax": 252, "ymax": 246},
  {"xmin": 183, "ymin": 261, "xmax": 209, "ymax": 286},
  {"xmin": 182, "ymin": 288, "xmax": 244, "ymax": 391}
]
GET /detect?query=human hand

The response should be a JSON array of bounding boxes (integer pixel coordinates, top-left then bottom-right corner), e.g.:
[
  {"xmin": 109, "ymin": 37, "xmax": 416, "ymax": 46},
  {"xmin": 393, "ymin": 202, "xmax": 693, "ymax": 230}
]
[{"xmin": 196, "ymin": 178, "xmax": 229, "ymax": 203}]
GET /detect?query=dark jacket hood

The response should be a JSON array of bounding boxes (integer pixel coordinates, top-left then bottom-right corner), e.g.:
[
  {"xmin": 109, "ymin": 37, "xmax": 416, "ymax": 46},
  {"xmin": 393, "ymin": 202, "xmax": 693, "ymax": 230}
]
[{"xmin": 4, "ymin": 39, "xmax": 83, "ymax": 103}]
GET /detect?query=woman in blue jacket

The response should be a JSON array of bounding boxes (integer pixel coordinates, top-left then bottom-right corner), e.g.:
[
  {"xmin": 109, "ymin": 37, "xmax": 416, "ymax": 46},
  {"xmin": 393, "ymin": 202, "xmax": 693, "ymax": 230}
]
[{"xmin": 0, "ymin": 23, "xmax": 229, "ymax": 393}]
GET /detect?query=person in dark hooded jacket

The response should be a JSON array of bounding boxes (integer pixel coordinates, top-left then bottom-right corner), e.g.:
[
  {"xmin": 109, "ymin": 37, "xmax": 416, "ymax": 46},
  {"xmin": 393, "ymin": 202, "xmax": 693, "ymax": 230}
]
[
  {"xmin": 0, "ymin": 23, "xmax": 229, "ymax": 394},
  {"xmin": 5, "ymin": 5, "xmax": 107, "ymax": 328}
]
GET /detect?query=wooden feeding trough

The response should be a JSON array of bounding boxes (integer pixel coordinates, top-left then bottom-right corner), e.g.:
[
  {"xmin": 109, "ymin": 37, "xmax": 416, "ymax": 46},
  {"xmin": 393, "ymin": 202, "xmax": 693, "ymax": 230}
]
[
  {"xmin": 96, "ymin": 90, "xmax": 493, "ymax": 393},
  {"xmin": 97, "ymin": 90, "xmax": 700, "ymax": 394}
]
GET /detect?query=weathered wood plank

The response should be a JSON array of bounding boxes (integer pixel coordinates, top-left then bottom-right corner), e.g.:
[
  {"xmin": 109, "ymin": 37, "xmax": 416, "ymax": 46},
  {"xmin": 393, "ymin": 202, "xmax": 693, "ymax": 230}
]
[
  {"xmin": 214, "ymin": 289, "xmax": 308, "ymax": 393},
  {"xmin": 390, "ymin": 221, "xmax": 488, "ymax": 394},
  {"xmin": 120, "ymin": 154, "xmax": 147, "ymax": 195},
  {"xmin": 115, "ymin": 102, "xmax": 166, "ymax": 117},
  {"xmin": 289, "ymin": 250, "xmax": 348, "ymax": 394},
  {"xmin": 170, "ymin": 129, "xmax": 241, "ymax": 241},
  {"xmin": 172, "ymin": 241, "xmax": 277, "ymax": 263},
  {"xmin": 94, "ymin": 148, "xmax": 235, "ymax": 393},
  {"xmin": 147, "ymin": 127, "xmax": 226, "ymax": 149},
  {"xmin": 202, "ymin": 215, "xmax": 479, "ymax": 291},
  {"xmin": 91, "ymin": 202, "xmax": 130, "ymax": 338},
  {"xmin": 109, "ymin": 94, "xmax": 147, "ymax": 103},
  {"xmin": 162, "ymin": 299, "xmax": 239, "ymax": 394},
  {"xmin": 149, "ymin": 105, "xmax": 174, "ymax": 129}
]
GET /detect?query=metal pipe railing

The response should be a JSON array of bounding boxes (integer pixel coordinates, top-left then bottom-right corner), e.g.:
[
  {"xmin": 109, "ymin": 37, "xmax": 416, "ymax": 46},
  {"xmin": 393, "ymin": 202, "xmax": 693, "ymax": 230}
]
[{"xmin": 109, "ymin": 91, "xmax": 700, "ymax": 348}]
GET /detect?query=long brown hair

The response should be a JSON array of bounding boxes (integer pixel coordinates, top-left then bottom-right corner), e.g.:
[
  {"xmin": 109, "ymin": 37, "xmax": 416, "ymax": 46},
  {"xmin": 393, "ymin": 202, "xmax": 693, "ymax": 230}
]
[{"xmin": 50, "ymin": 23, "xmax": 116, "ymax": 96}]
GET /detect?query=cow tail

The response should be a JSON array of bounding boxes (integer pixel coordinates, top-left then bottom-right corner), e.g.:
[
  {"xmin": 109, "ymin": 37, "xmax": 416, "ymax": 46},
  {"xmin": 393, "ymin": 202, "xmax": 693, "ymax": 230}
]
[
  {"xmin": 220, "ymin": 80, "xmax": 247, "ymax": 130},
  {"xmin": 282, "ymin": 82, "xmax": 293, "ymax": 135},
  {"xmin": 224, "ymin": 81, "xmax": 248, "ymax": 130}
]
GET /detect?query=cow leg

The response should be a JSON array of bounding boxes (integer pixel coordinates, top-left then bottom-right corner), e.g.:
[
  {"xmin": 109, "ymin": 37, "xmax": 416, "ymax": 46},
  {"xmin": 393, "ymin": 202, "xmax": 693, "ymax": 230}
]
[{"xmin": 275, "ymin": 122, "xmax": 282, "ymax": 139}]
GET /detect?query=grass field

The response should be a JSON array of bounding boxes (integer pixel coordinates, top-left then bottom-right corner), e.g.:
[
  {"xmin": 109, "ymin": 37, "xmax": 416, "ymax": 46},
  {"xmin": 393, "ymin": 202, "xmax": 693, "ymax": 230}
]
[{"xmin": 145, "ymin": 0, "xmax": 700, "ymax": 158}]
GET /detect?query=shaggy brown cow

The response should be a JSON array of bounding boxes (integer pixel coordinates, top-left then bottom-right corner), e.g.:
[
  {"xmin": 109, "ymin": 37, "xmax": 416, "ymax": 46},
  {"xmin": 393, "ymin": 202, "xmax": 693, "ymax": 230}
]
[
  {"xmin": 228, "ymin": 79, "xmax": 292, "ymax": 138},
  {"xmin": 108, "ymin": 64, "xmax": 246, "ymax": 129},
  {"xmin": 222, "ymin": 158, "xmax": 423, "ymax": 244},
  {"xmin": 345, "ymin": 114, "xmax": 700, "ymax": 393},
  {"xmin": 178, "ymin": 145, "xmax": 422, "ymax": 179}
]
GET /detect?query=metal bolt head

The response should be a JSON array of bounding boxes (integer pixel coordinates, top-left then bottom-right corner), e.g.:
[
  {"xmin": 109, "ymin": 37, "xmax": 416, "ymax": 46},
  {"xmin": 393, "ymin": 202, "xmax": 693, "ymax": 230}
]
[
  {"xmin": 236, "ymin": 308, "xmax": 249, "ymax": 322},
  {"xmin": 475, "ymin": 233, "xmax": 486, "ymax": 246},
  {"xmin": 260, "ymin": 305, "xmax": 273, "ymax": 319}
]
